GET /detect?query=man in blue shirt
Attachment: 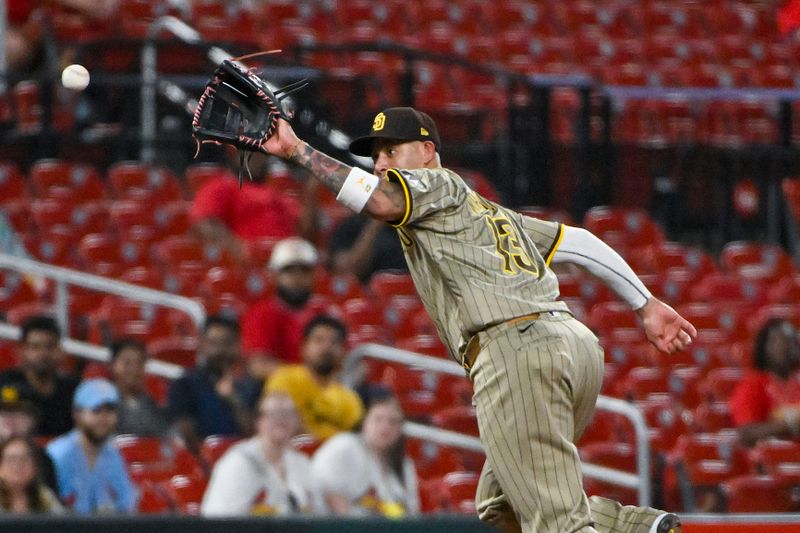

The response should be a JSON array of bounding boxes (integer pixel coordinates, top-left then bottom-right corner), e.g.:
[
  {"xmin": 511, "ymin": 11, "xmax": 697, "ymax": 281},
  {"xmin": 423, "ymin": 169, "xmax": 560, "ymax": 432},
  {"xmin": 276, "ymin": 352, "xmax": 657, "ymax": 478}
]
[
  {"xmin": 46, "ymin": 378, "xmax": 137, "ymax": 514},
  {"xmin": 168, "ymin": 315, "xmax": 261, "ymax": 456}
]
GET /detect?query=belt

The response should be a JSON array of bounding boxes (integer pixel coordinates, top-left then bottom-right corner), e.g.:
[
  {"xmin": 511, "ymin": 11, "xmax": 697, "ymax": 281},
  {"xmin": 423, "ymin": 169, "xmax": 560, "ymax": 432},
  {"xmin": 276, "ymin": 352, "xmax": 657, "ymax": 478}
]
[{"xmin": 461, "ymin": 312, "xmax": 543, "ymax": 373}]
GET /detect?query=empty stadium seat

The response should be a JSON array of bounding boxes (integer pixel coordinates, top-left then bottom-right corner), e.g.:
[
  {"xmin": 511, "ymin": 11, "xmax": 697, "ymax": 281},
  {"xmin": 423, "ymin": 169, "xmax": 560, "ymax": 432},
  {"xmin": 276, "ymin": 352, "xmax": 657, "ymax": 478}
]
[
  {"xmin": 0, "ymin": 163, "xmax": 28, "ymax": 201},
  {"xmin": 722, "ymin": 474, "xmax": 798, "ymax": 512},
  {"xmin": 200, "ymin": 435, "xmax": 240, "ymax": 469},
  {"xmin": 440, "ymin": 471, "xmax": 479, "ymax": 514},
  {"xmin": 114, "ymin": 434, "xmax": 166, "ymax": 464},
  {"xmin": 431, "ymin": 405, "xmax": 479, "ymax": 437},
  {"xmin": 581, "ymin": 441, "xmax": 639, "ymax": 505},
  {"xmin": 108, "ymin": 162, "xmax": 184, "ymax": 202},
  {"xmin": 163, "ymin": 474, "xmax": 208, "ymax": 515},
  {"xmin": 29, "ymin": 159, "xmax": 105, "ymax": 201}
]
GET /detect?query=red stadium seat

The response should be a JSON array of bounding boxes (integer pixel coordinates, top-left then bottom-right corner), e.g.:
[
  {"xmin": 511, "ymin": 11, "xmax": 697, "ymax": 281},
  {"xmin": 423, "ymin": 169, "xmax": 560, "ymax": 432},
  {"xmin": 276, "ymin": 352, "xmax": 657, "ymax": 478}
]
[
  {"xmin": 687, "ymin": 272, "xmax": 769, "ymax": 306},
  {"xmin": 148, "ymin": 336, "xmax": 198, "ymax": 368},
  {"xmin": 617, "ymin": 366, "xmax": 669, "ymax": 401},
  {"xmin": 722, "ymin": 474, "xmax": 798, "ymax": 512},
  {"xmin": 29, "ymin": 159, "xmax": 105, "ymax": 201},
  {"xmin": 200, "ymin": 435, "xmax": 240, "ymax": 469},
  {"xmin": 783, "ymin": 177, "xmax": 800, "ymax": 221},
  {"xmin": 581, "ymin": 441, "xmax": 638, "ymax": 505},
  {"xmin": 108, "ymin": 161, "xmax": 184, "ymax": 202},
  {"xmin": 184, "ymin": 163, "xmax": 234, "ymax": 196},
  {"xmin": 369, "ymin": 272, "xmax": 417, "ymax": 301},
  {"xmin": 636, "ymin": 394, "xmax": 692, "ymax": 453},
  {"xmin": 583, "ymin": 206, "xmax": 664, "ymax": 248},
  {"xmin": 163, "ymin": 474, "xmax": 208, "ymax": 515},
  {"xmin": 200, "ymin": 267, "xmax": 269, "ymax": 305},
  {"xmin": 440, "ymin": 471, "xmax": 479, "ymax": 514},
  {"xmin": 114, "ymin": 434, "xmax": 166, "ymax": 464},
  {"xmin": 78, "ymin": 232, "xmax": 148, "ymax": 277},
  {"xmin": 407, "ymin": 438, "xmax": 468, "ymax": 481},
  {"xmin": 750, "ymin": 439, "xmax": 800, "ymax": 483},
  {"xmin": 587, "ymin": 301, "xmax": 640, "ymax": 333},
  {"xmin": 720, "ymin": 241, "xmax": 796, "ymax": 280},
  {"xmin": 691, "ymin": 402, "xmax": 735, "ymax": 434},
  {"xmin": 137, "ymin": 480, "xmax": 172, "ymax": 513},
  {"xmin": 0, "ymin": 162, "xmax": 28, "ymax": 201},
  {"xmin": 697, "ymin": 367, "xmax": 744, "ymax": 404},
  {"xmin": 667, "ymin": 365, "xmax": 705, "ymax": 410},
  {"xmin": 432, "ymin": 405, "xmax": 479, "ymax": 437},
  {"xmin": 291, "ymin": 434, "xmax": 322, "ymax": 456}
]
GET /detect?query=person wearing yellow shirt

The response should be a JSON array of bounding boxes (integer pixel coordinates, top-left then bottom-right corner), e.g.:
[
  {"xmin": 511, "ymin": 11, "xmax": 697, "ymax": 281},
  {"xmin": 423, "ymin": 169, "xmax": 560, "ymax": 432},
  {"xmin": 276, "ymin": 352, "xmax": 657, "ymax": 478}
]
[{"xmin": 265, "ymin": 315, "xmax": 363, "ymax": 440}]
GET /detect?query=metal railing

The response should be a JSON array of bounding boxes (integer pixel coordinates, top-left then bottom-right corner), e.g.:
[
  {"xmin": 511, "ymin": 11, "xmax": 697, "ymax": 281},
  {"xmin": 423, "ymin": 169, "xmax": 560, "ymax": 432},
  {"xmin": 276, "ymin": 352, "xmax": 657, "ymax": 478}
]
[
  {"xmin": 0, "ymin": 253, "xmax": 204, "ymax": 373},
  {"xmin": 343, "ymin": 343, "xmax": 652, "ymax": 507}
]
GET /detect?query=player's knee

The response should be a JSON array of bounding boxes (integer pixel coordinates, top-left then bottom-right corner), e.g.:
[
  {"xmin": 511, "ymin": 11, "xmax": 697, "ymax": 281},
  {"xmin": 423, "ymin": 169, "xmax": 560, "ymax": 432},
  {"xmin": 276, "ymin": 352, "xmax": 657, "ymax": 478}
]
[{"xmin": 477, "ymin": 499, "xmax": 522, "ymax": 533}]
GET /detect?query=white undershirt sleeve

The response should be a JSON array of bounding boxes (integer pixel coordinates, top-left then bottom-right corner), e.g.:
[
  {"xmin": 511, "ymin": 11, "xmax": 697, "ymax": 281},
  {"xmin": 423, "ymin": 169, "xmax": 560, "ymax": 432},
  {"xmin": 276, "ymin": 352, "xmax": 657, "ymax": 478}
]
[{"xmin": 551, "ymin": 225, "xmax": 652, "ymax": 310}]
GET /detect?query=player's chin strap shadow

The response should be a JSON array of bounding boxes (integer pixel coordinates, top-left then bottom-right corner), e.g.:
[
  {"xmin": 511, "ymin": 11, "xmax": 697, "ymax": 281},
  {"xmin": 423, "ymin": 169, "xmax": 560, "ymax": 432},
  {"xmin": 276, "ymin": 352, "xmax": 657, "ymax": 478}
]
[{"xmin": 235, "ymin": 78, "xmax": 309, "ymax": 189}]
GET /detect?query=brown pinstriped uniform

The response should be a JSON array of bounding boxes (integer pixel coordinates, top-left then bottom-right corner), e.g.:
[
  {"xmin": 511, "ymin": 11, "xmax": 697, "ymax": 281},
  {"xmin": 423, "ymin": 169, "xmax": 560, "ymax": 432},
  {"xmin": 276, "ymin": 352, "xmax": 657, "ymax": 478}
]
[{"xmin": 387, "ymin": 167, "xmax": 665, "ymax": 532}]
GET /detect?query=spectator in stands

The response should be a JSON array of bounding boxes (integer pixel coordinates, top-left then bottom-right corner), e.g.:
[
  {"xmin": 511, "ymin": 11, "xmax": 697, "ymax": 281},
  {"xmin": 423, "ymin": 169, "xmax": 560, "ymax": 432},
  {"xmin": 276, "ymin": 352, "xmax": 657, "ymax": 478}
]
[
  {"xmin": 190, "ymin": 153, "xmax": 317, "ymax": 261},
  {"xmin": 0, "ymin": 436, "xmax": 63, "ymax": 514},
  {"xmin": 730, "ymin": 318, "xmax": 800, "ymax": 447},
  {"xmin": 0, "ymin": 392, "xmax": 57, "ymax": 493},
  {"xmin": 201, "ymin": 392, "xmax": 322, "ymax": 516},
  {"xmin": 309, "ymin": 388, "xmax": 419, "ymax": 517},
  {"xmin": 46, "ymin": 378, "xmax": 136, "ymax": 514},
  {"xmin": 0, "ymin": 315, "xmax": 78, "ymax": 436},
  {"xmin": 265, "ymin": 315, "xmax": 363, "ymax": 441},
  {"xmin": 243, "ymin": 237, "xmax": 328, "ymax": 379},
  {"xmin": 168, "ymin": 315, "xmax": 260, "ymax": 455},
  {"xmin": 108, "ymin": 339, "xmax": 168, "ymax": 437},
  {"xmin": 328, "ymin": 214, "xmax": 408, "ymax": 284}
]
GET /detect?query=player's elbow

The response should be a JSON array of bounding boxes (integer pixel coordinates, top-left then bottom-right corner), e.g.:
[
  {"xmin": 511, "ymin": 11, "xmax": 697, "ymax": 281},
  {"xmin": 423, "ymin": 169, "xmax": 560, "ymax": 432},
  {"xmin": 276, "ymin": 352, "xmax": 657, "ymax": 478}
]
[{"xmin": 364, "ymin": 192, "xmax": 405, "ymax": 222}]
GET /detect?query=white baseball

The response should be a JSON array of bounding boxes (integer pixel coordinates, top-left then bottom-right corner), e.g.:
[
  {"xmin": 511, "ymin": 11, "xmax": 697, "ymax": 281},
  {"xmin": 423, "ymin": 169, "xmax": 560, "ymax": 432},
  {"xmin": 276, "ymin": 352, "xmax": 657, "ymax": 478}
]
[{"xmin": 61, "ymin": 64, "xmax": 90, "ymax": 91}]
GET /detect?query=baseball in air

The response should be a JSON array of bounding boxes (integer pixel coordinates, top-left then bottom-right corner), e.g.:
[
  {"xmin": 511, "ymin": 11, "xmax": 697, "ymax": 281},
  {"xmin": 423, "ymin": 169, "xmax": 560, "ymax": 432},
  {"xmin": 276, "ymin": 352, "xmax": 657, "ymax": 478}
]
[{"xmin": 61, "ymin": 64, "xmax": 90, "ymax": 91}]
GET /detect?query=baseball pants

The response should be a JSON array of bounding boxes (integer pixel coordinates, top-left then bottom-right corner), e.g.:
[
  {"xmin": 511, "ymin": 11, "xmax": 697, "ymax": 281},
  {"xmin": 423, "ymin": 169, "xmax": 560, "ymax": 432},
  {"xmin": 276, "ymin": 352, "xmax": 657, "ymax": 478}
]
[{"xmin": 468, "ymin": 312, "xmax": 664, "ymax": 532}]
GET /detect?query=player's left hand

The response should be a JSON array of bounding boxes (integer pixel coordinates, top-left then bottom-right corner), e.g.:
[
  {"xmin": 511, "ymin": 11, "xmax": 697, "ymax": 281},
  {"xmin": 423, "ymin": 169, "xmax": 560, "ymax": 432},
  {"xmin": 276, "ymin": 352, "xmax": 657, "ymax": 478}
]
[{"xmin": 637, "ymin": 297, "xmax": 697, "ymax": 354}]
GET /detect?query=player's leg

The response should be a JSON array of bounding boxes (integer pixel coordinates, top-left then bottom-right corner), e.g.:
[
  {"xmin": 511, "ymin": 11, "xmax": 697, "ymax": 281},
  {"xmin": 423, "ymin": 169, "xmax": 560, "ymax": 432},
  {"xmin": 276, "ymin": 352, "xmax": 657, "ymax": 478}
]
[
  {"xmin": 470, "ymin": 318, "xmax": 599, "ymax": 532},
  {"xmin": 475, "ymin": 460, "xmax": 522, "ymax": 533},
  {"xmin": 589, "ymin": 496, "xmax": 680, "ymax": 533}
]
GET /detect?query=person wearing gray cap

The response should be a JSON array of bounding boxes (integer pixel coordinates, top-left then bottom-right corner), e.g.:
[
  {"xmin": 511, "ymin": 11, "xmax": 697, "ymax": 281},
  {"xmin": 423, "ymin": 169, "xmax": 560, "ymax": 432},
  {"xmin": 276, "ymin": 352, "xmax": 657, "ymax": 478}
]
[{"xmin": 45, "ymin": 378, "xmax": 136, "ymax": 514}]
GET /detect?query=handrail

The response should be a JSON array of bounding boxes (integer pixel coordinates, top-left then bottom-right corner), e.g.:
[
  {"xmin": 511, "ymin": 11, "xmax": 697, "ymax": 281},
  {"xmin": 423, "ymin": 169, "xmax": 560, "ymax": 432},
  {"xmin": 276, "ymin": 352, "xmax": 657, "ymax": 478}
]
[
  {"xmin": 344, "ymin": 343, "xmax": 652, "ymax": 506},
  {"xmin": 0, "ymin": 253, "xmax": 205, "ymax": 341},
  {"xmin": 0, "ymin": 322, "xmax": 183, "ymax": 379}
]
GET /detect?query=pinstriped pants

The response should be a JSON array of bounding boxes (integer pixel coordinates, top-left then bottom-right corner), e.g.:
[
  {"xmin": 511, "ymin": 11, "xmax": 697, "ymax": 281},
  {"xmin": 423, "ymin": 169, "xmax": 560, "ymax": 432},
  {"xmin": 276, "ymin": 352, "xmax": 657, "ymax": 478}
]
[{"xmin": 470, "ymin": 312, "xmax": 663, "ymax": 533}]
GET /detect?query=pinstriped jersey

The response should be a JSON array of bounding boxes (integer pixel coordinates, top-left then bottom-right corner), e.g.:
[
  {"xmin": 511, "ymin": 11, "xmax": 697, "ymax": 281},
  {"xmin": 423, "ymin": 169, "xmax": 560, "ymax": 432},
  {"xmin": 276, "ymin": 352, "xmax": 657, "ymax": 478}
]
[{"xmin": 386, "ymin": 167, "xmax": 569, "ymax": 360}]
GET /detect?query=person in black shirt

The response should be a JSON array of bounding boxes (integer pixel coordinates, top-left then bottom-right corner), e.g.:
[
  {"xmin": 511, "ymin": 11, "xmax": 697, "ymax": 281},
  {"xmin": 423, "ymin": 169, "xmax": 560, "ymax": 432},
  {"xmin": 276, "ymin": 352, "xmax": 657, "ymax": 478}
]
[
  {"xmin": 328, "ymin": 214, "xmax": 408, "ymax": 284},
  {"xmin": 0, "ymin": 316, "xmax": 78, "ymax": 437}
]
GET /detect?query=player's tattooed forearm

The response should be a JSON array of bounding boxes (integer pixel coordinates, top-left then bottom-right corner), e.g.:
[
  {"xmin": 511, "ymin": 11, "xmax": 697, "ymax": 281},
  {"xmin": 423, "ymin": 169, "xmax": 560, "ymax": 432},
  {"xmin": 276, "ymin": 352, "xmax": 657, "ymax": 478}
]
[{"xmin": 290, "ymin": 143, "xmax": 350, "ymax": 194}]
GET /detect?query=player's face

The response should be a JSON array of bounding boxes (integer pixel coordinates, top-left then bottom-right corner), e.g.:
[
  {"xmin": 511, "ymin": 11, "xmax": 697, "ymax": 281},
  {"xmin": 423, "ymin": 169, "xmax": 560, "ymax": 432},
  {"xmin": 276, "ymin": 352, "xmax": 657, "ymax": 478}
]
[
  {"xmin": 361, "ymin": 400, "xmax": 404, "ymax": 454},
  {"xmin": 371, "ymin": 139, "xmax": 432, "ymax": 178}
]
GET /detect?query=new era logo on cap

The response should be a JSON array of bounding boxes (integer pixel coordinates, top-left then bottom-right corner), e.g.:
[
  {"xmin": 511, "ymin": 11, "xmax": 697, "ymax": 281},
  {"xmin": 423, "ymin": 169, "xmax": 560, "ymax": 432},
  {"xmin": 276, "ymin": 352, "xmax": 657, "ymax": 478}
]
[{"xmin": 350, "ymin": 107, "xmax": 441, "ymax": 157}]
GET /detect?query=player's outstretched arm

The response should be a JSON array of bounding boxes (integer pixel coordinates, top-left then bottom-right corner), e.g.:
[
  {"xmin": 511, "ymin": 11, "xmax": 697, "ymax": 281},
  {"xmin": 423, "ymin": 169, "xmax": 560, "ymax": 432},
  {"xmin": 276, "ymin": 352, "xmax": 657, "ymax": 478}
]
[
  {"xmin": 637, "ymin": 297, "xmax": 697, "ymax": 354},
  {"xmin": 262, "ymin": 119, "xmax": 405, "ymax": 222}
]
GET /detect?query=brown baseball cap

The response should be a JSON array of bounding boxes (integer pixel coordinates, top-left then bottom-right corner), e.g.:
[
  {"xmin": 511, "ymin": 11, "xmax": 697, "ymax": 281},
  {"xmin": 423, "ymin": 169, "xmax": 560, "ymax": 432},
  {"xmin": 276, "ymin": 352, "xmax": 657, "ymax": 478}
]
[{"xmin": 349, "ymin": 107, "xmax": 441, "ymax": 157}]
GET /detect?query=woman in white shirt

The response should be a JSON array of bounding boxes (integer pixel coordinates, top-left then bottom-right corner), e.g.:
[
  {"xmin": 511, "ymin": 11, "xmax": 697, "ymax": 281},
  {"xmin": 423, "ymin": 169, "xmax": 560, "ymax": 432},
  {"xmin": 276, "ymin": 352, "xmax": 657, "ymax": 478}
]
[
  {"xmin": 201, "ymin": 392, "xmax": 322, "ymax": 516},
  {"xmin": 310, "ymin": 389, "xmax": 420, "ymax": 517}
]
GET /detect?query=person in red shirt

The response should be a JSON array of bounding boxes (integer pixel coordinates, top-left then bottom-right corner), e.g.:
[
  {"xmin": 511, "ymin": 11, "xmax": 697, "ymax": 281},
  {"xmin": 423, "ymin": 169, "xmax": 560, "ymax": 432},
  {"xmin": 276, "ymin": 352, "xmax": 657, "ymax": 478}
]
[
  {"xmin": 242, "ymin": 237, "xmax": 330, "ymax": 380},
  {"xmin": 190, "ymin": 155, "xmax": 317, "ymax": 260},
  {"xmin": 729, "ymin": 318, "xmax": 800, "ymax": 447}
]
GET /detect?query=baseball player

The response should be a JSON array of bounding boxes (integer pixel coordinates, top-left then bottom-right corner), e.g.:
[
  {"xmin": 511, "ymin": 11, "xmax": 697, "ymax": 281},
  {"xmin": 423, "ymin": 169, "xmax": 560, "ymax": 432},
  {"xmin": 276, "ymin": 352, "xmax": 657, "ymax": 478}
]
[{"xmin": 259, "ymin": 107, "xmax": 695, "ymax": 532}]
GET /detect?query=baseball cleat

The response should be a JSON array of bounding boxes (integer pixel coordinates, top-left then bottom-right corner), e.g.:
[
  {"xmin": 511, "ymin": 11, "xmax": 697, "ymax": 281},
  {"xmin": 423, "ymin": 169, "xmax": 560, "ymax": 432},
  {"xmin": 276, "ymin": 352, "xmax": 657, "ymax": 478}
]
[{"xmin": 651, "ymin": 512, "xmax": 681, "ymax": 533}]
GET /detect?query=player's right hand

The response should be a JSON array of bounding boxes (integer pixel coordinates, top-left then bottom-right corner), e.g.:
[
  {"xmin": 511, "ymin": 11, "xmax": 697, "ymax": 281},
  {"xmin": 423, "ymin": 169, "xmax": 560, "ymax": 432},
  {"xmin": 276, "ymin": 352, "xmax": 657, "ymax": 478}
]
[{"xmin": 638, "ymin": 297, "xmax": 697, "ymax": 354}]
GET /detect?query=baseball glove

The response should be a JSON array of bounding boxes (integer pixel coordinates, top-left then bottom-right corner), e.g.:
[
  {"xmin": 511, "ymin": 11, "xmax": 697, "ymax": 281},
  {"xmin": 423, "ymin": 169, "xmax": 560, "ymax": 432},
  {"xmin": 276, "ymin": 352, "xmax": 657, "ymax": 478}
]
[{"xmin": 192, "ymin": 55, "xmax": 308, "ymax": 187}]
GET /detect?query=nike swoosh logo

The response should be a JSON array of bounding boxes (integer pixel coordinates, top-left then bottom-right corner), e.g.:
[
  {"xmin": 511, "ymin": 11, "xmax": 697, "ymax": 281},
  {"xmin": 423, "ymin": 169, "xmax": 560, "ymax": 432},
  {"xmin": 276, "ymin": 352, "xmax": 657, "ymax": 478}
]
[{"xmin": 518, "ymin": 323, "xmax": 535, "ymax": 334}]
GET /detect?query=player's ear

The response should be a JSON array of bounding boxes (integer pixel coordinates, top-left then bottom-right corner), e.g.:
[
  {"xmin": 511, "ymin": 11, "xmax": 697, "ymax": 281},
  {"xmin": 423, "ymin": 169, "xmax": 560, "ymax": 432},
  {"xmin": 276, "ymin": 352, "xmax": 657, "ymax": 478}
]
[{"xmin": 422, "ymin": 140, "xmax": 437, "ymax": 165}]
